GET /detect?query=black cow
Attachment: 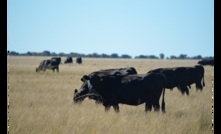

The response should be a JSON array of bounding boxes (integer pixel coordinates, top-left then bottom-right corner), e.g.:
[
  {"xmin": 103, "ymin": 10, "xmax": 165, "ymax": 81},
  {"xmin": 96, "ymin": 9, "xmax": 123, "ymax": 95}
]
[
  {"xmin": 64, "ymin": 56, "xmax": 73, "ymax": 64},
  {"xmin": 73, "ymin": 67, "xmax": 138, "ymax": 103},
  {"xmin": 147, "ymin": 65, "xmax": 205, "ymax": 95},
  {"xmin": 76, "ymin": 73, "xmax": 166, "ymax": 113},
  {"xmin": 76, "ymin": 57, "xmax": 82, "ymax": 64},
  {"xmin": 36, "ymin": 59, "xmax": 59, "ymax": 72},
  {"xmin": 198, "ymin": 59, "xmax": 214, "ymax": 66}
]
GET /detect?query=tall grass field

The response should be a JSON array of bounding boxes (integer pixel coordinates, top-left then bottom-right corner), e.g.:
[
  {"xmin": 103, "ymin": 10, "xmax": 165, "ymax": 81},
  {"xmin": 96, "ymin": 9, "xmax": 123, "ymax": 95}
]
[{"xmin": 7, "ymin": 56, "xmax": 214, "ymax": 134}]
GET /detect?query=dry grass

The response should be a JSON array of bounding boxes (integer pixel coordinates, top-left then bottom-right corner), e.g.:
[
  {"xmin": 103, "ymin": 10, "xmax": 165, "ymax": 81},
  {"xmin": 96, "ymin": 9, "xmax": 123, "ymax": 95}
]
[{"xmin": 7, "ymin": 56, "xmax": 213, "ymax": 134}]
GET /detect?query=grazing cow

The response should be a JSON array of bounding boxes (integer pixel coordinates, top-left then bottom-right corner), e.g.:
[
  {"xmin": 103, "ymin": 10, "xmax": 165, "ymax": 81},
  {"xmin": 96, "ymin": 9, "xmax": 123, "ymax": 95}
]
[
  {"xmin": 76, "ymin": 57, "xmax": 82, "ymax": 64},
  {"xmin": 147, "ymin": 65, "xmax": 205, "ymax": 95},
  {"xmin": 73, "ymin": 67, "xmax": 138, "ymax": 104},
  {"xmin": 36, "ymin": 59, "xmax": 60, "ymax": 72},
  {"xmin": 76, "ymin": 73, "xmax": 167, "ymax": 113},
  {"xmin": 64, "ymin": 56, "xmax": 73, "ymax": 64},
  {"xmin": 198, "ymin": 59, "xmax": 214, "ymax": 66}
]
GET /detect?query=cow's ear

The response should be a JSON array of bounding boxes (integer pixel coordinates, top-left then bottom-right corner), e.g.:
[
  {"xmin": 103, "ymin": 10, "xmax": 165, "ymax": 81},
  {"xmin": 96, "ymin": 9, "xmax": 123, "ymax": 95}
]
[
  {"xmin": 81, "ymin": 75, "xmax": 88, "ymax": 82},
  {"xmin": 83, "ymin": 75, "xmax": 90, "ymax": 80}
]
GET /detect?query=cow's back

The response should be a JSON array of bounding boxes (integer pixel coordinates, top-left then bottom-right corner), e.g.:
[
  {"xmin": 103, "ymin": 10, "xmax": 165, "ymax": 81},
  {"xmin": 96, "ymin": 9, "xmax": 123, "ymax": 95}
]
[
  {"xmin": 91, "ymin": 67, "xmax": 137, "ymax": 77},
  {"xmin": 148, "ymin": 68, "xmax": 179, "ymax": 89}
]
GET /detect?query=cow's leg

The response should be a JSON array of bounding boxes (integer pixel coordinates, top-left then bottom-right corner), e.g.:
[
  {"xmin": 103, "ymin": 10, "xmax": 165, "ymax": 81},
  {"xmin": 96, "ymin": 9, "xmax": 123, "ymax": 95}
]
[
  {"xmin": 153, "ymin": 102, "xmax": 160, "ymax": 112},
  {"xmin": 161, "ymin": 88, "xmax": 166, "ymax": 113},
  {"xmin": 113, "ymin": 104, "xmax": 120, "ymax": 113},
  {"xmin": 179, "ymin": 86, "xmax": 189, "ymax": 95},
  {"xmin": 152, "ymin": 94, "xmax": 160, "ymax": 112},
  {"xmin": 177, "ymin": 86, "xmax": 184, "ymax": 94},
  {"xmin": 104, "ymin": 106, "xmax": 111, "ymax": 112},
  {"xmin": 103, "ymin": 103, "xmax": 111, "ymax": 112},
  {"xmin": 154, "ymin": 87, "xmax": 165, "ymax": 112},
  {"xmin": 181, "ymin": 85, "xmax": 189, "ymax": 95},
  {"xmin": 145, "ymin": 101, "xmax": 152, "ymax": 112},
  {"xmin": 196, "ymin": 82, "xmax": 203, "ymax": 91},
  {"xmin": 186, "ymin": 87, "xmax": 189, "ymax": 95}
]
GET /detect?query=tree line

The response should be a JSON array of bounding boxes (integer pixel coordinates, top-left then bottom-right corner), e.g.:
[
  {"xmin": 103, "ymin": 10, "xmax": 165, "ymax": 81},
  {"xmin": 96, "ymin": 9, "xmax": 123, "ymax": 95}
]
[{"xmin": 7, "ymin": 50, "xmax": 213, "ymax": 60}]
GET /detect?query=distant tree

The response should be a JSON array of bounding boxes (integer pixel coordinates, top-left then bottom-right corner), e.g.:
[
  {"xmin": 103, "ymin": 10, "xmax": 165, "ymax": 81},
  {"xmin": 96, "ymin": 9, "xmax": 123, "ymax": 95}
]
[
  {"xmin": 31, "ymin": 52, "xmax": 39, "ymax": 56},
  {"xmin": 70, "ymin": 52, "xmax": 78, "ymax": 57},
  {"xmin": 149, "ymin": 55, "xmax": 159, "ymax": 59},
  {"xmin": 42, "ymin": 50, "xmax": 51, "ymax": 56},
  {"xmin": 135, "ymin": 55, "xmax": 147, "ymax": 58},
  {"xmin": 121, "ymin": 54, "xmax": 132, "ymax": 58},
  {"xmin": 111, "ymin": 53, "xmax": 119, "ymax": 58},
  {"xmin": 92, "ymin": 53, "xmax": 101, "ymax": 58},
  {"xmin": 159, "ymin": 53, "xmax": 164, "ymax": 59},
  {"xmin": 86, "ymin": 54, "xmax": 92, "ymax": 57},
  {"xmin": 196, "ymin": 55, "xmax": 202, "ymax": 59},
  {"xmin": 142, "ymin": 55, "xmax": 148, "ymax": 58},
  {"xmin": 170, "ymin": 55, "xmax": 177, "ymax": 59},
  {"xmin": 178, "ymin": 54, "xmax": 187, "ymax": 59},
  {"xmin": 80, "ymin": 54, "xmax": 86, "ymax": 57},
  {"xmin": 8, "ymin": 51, "xmax": 19, "ymax": 56},
  {"xmin": 101, "ymin": 53, "xmax": 110, "ymax": 58},
  {"xmin": 58, "ymin": 52, "xmax": 66, "ymax": 56},
  {"xmin": 51, "ymin": 52, "xmax": 58, "ymax": 56},
  {"xmin": 192, "ymin": 55, "xmax": 202, "ymax": 59},
  {"xmin": 26, "ymin": 51, "xmax": 32, "ymax": 56}
]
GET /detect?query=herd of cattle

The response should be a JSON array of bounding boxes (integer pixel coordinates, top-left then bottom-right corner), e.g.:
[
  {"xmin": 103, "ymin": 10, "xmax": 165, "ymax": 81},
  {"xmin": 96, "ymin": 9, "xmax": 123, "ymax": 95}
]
[
  {"xmin": 72, "ymin": 59, "xmax": 213, "ymax": 113},
  {"xmin": 35, "ymin": 57, "xmax": 213, "ymax": 113},
  {"xmin": 36, "ymin": 56, "xmax": 82, "ymax": 72}
]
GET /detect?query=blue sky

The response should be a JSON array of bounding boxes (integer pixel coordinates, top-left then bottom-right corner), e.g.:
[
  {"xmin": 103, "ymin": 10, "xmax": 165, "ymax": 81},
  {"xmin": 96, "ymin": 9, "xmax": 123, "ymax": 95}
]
[{"xmin": 7, "ymin": 0, "xmax": 214, "ymax": 58}]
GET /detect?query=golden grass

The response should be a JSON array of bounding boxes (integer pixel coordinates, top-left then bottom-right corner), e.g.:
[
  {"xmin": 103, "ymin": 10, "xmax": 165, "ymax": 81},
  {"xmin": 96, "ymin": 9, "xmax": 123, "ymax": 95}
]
[{"xmin": 8, "ymin": 56, "xmax": 213, "ymax": 134}]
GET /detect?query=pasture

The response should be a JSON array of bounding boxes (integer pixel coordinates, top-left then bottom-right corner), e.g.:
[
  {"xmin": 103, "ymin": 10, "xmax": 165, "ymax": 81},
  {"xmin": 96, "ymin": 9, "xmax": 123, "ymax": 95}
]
[{"xmin": 7, "ymin": 56, "xmax": 213, "ymax": 134}]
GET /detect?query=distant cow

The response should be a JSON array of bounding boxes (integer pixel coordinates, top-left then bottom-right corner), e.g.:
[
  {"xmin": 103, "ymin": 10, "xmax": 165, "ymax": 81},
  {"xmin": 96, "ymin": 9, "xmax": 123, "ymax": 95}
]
[
  {"xmin": 73, "ymin": 67, "xmax": 138, "ymax": 104},
  {"xmin": 76, "ymin": 57, "xmax": 82, "ymax": 64},
  {"xmin": 36, "ymin": 59, "xmax": 60, "ymax": 72},
  {"xmin": 147, "ymin": 65, "xmax": 205, "ymax": 95},
  {"xmin": 64, "ymin": 56, "xmax": 73, "ymax": 64},
  {"xmin": 75, "ymin": 73, "xmax": 167, "ymax": 113},
  {"xmin": 198, "ymin": 59, "xmax": 214, "ymax": 66}
]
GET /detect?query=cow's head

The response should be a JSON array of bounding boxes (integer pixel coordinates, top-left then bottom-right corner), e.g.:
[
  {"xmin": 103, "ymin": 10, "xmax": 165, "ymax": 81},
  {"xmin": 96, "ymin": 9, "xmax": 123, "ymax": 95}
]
[
  {"xmin": 73, "ymin": 89, "xmax": 85, "ymax": 103},
  {"xmin": 36, "ymin": 67, "xmax": 39, "ymax": 72},
  {"xmin": 75, "ymin": 74, "xmax": 106, "ymax": 103},
  {"xmin": 73, "ymin": 82, "xmax": 90, "ymax": 103},
  {"xmin": 73, "ymin": 75, "xmax": 98, "ymax": 103},
  {"xmin": 84, "ymin": 74, "xmax": 109, "ymax": 92}
]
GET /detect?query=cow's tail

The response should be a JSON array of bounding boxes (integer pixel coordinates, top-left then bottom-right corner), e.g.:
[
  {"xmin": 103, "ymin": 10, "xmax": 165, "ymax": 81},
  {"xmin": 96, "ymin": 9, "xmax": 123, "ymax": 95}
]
[
  {"xmin": 202, "ymin": 75, "xmax": 205, "ymax": 87},
  {"xmin": 161, "ymin": 87, "xmax": 166, "ymax": 113},
  {"xmin": 202, "ymin": 67, "xmax": 205, "ymax": 87},
  {"xmin": 198, "ymin": 66, "xmax": 205, "ymax": 90},
  {"xmin": 161, "ymin": 74, "xmax": 167, "ymax": 113}
]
